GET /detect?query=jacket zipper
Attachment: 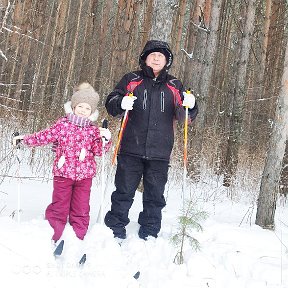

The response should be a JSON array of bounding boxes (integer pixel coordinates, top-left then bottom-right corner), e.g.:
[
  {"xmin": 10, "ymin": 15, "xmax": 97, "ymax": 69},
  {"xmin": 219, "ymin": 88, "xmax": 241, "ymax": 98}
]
[
  {"xmin": 143, "ymin": 89, "xmax": 147, "ymax": 110},
  {"xmin": 161, "ymin": 91, "xmax": 165, "ymax": 112}
]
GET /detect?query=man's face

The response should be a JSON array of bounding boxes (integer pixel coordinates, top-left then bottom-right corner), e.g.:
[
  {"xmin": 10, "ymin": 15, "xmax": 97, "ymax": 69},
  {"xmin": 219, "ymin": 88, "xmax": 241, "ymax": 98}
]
[{"xmin": 145, "ymin": 52, "xmax": 167, "ymax": 76}]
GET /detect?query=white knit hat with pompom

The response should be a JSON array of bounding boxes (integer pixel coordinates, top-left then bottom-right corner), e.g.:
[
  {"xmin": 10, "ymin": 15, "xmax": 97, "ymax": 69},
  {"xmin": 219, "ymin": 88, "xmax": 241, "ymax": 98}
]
[{"xmin": 71, "ymin": 82, "xmax": 99, "ymax": 113}]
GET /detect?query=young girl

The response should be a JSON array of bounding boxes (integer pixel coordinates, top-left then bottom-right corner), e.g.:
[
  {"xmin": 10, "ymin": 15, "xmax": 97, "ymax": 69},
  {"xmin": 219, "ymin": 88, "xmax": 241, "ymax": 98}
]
[{"xmin": 13, "ymin": 83, "xmax": 111, "ymax": 243}]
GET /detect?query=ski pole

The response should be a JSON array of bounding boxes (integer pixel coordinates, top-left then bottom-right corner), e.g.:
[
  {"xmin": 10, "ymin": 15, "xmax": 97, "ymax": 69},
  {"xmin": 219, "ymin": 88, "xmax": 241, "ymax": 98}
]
[
  {"xmin": 111, "ymin": 91, "xmax": 134, "ymax": 165},
  {"xmin": 182, "ymin": 89, "xmax": 191, "ymax": 207},
  {"xmin": 0, "ymin": 147, "xmax": 16, "ymax": 164},
  {"xmin": 12, "ymin": 132, "xmax": 22, "ymax": 223},
  {"xmin": 97, "ymin": 119, "xmax": 108, "ymax": 224}
]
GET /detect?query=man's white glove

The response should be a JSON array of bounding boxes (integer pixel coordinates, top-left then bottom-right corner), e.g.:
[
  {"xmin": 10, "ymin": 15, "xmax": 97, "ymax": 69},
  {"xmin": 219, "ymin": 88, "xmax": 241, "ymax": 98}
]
[
  {"xmin": 99, "ymin": 128, "xmax": 111, "ymax": 143},
  {"xmin": 121, "ymin": 95, "xmax": 137, "ymax": 110},
  {"xmin": 12, "ymin": 135, "xmax": 24, "ymax": 146},
  {"xmin": 182, "ymin": 92, "xmax": 196, "ymax": 109}
]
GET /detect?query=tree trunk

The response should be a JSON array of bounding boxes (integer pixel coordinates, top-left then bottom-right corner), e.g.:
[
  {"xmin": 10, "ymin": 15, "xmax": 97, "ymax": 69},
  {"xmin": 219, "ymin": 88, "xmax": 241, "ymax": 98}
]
[
  {"xmin": 211, "ymin": 0, "xmax": 233, "ymax": 175},
  {"xmin": 149, "ymin": 0, "xmax": 178, "ymax": 42},
  {"xmin": 183, "ymin": 0, "xmax": 207, "ymax": 93},
  {"xmin": 109, "ymin": 0, "xmax": 139, "ymax": 86},
  {"xmin": 171, "ymin": 0, "xmax": 188, "ymax": 74},
  {"xmin": 255, "ymin": 38, "xmax": 288, "ymax": 229},
  {"xmin": 63, "ymin": 0, "xmax": 84, "ymax": 98},
  {"xmin": 51, "ymin": 0, "xmax": 70, "ymax": 106},
  {"xmin": 279, "ymin": 142, "xmax": 288, "ymax": 196},
  {"xmin": 248, "ymin": 0, "xmax": 272, "ymax": 155},
  {"xmin": 188, "ymin": 0, "xmax": 222, "ymax": 179},
  {"xmin": 223, "ymin": 0, "xmax": 257, "ymax": 187},
  {"xmin": 261, "ymin": 0, "xmax": 286, "ymax": 144},
  {"xmin": 182, "ymin": 0, "xmax": 203, "ymax": 87},
  {"xmin": 93, "ymin": 0, "xmax": 113, "ymax": 92},
  {"xmin": 141, "ymin": 0, "xmax": 153, "ymax": 48},
  {"xmin": 197, "ymin": 0, "xmax": 221, "ymax": 131}
]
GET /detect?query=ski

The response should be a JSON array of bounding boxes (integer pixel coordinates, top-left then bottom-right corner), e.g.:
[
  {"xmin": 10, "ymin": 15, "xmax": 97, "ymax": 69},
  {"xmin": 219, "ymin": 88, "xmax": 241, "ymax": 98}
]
[
  {"xmin": 114, "ymin": 236, "xmax": 126, "ymax": 246},
  {"xmin": 53, "ymin": 239, "xmax": 87, "ymax": 266},
  {"xmin": 133, "ymin": 271, "xmax": 140, "ymax": 279},
  {"xmin": 53, "ymin": 239, "xmax": 64, "ymax": 257},
  {"xmin": 79, "ymin": 253, "xmax": 87, "ymax": 265}
]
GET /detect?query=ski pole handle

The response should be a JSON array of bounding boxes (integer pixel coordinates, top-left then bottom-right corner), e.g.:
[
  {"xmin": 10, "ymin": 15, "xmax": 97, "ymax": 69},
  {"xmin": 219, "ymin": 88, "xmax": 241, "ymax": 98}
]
[
  {"xmin": 183, "ymin": 89, "xmax": 193, "ymax": 108},
  {"xmin": 101, "ymin": 119, "xmax": 109, "ymax": 146},
  {"xmin": 102, "ymin": 119, "xmax": 108, "ymax": 129},
  {"xmin": 12, "ymin": 132, "xmax": 21, "ymax": 148}
]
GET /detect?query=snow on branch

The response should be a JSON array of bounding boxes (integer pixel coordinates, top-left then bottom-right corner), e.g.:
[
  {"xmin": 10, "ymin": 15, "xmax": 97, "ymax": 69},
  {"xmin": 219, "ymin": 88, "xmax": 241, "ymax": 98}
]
[
  {"xmin": 0, "ymin": 50, "xmax": 7, "ymax": 61},
  {"xmin": 0, "ymin": 1, "xmax": 11, "ymax": 33},
  {"xmin": 1, "ymin": 2, "xmax": 44, "ymax": 45},
  {"xmin": 191, "ymin": 5, "xmax": 210, "ymax": 34},
  {"xmin": 181, "ymin": 48, "xmax": 193, "ymax": 59},
  {"xmin": 2, "ymin": 27, "xmax": 44, "ymax": 44}
]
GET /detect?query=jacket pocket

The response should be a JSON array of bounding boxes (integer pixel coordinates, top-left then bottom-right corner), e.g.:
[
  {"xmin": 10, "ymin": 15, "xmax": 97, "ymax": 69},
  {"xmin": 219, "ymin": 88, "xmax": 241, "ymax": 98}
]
[
  {"xmin": 79, "ymin": 148, "xmax": 86, "ymax": 161},
  {"xmin": 57, "ymin": 155, "xmax": 65, "ymax": 169}
]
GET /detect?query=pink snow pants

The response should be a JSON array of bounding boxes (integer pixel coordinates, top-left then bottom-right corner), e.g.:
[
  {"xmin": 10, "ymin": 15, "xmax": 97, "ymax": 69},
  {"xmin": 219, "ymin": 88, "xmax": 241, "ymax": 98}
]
[{"xmin": 45, "ymin": 176, "xmax": 92, "ymax": 241}]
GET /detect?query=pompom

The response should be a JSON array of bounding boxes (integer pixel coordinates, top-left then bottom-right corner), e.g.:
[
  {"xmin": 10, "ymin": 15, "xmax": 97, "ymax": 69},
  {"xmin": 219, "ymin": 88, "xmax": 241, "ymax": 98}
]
[{"xmin": 74, "ymin": 82, "xmax": 94, "ymax": 92}]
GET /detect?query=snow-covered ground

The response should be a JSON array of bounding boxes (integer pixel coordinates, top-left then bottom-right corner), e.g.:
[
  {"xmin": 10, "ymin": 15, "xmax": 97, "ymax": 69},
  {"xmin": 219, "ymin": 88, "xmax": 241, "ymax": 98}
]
[{"xmin": 0, "ymin": 153, "xmax": 287, "ymax": 288}]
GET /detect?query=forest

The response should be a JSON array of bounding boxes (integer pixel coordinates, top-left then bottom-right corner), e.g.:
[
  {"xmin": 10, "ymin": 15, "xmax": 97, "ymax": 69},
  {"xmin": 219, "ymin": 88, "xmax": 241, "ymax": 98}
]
[{"xmin": 0, "ymin": 0, "xmax": 287, "ymax": 228}]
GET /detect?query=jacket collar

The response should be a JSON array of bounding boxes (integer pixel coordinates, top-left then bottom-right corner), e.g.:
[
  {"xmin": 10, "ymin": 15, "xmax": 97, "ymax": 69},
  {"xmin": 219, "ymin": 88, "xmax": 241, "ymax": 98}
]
[{"xmin": 141, "ymin": 65, "xmax": 168, "ymax": 82}]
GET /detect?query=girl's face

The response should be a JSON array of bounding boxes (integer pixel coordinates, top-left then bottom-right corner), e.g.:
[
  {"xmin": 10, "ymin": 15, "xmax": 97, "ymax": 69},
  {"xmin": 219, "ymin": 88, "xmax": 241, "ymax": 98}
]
[
  {"xmin": 74, "ymin": 102, "xmax": 92, "ymax": 118},
  {"xmin": 145, "ymin": 52, "xmax": 167, "ymax": 77}
]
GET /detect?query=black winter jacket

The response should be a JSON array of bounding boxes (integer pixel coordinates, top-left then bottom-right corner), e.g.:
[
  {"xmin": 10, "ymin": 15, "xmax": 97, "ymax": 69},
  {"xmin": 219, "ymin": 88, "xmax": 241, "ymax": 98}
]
[{"xmin": 105, "ymin": 66, "xmax": 198, "ymax": 161}]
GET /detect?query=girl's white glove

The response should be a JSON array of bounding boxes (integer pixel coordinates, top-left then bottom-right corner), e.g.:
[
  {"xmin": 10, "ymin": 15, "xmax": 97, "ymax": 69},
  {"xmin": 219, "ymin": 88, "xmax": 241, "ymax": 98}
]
[
  {"xmin": 99, "ymin": 128, "xmax": 111, "ymax": 143},
  {"xmin": 12, "ymin": 135, "xmax": 24, "ymax": 146},
  {"xmin": 182, "ymin": 92, "xmax": 196, "ymax": 109},
  {"xmin": 121, "ymin": 95, "xmax": 137, "ymax": 110}
]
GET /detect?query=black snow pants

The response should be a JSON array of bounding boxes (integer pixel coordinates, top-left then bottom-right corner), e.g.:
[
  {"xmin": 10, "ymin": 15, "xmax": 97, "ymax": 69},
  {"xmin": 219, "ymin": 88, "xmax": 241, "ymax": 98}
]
[{"xmin": 104, "ymin": 154, "xmax": 169, "ymax": 238}]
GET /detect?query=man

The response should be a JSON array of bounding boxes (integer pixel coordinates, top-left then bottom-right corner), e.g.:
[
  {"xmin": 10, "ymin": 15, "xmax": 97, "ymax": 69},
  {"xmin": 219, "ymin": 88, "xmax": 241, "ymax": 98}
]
[{"xmin": 104, "ymin": 40, "xmax": 198, "ymax": 240}]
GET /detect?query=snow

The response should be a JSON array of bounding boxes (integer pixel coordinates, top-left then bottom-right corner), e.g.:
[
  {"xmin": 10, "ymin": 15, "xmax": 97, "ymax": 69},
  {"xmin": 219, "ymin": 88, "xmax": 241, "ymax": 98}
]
[{"xmin": 0, "ymin": 154, "xmax": 288, "ymax": 288}]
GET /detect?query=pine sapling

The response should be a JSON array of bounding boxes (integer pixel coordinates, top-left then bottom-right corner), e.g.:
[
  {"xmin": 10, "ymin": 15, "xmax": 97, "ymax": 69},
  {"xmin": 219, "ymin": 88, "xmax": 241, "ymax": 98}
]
[{"xmin": 171, "ymin": 200, "xmax": 208, "ymax": 264}]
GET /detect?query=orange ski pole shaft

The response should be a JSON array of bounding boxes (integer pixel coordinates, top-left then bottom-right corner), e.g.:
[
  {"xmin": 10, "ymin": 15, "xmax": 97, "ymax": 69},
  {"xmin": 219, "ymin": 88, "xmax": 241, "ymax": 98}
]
[{"xmin": 112, "ymin": 92, "xmax": 134, "ymax": 166}]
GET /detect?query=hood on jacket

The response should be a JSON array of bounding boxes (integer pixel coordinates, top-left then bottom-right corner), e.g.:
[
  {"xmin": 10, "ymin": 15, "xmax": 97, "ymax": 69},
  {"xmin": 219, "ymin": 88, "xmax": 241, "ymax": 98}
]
[{"xmin": 139, "ymin": 40, "xmax": 173, "ymax": 70}]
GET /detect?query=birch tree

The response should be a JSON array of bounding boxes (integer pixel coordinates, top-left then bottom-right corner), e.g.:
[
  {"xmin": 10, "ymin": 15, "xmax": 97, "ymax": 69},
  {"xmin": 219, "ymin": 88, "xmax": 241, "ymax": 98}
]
[{"xmin": 255, "ymin": 39, "xmax": 288, "ymax": 229}]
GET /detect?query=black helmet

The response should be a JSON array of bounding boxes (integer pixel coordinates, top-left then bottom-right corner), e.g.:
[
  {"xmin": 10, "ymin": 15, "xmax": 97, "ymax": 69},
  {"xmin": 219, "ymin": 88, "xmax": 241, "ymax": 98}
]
[{"xmin": 139, "ymin": 40, "xmax": 173, "ymax": 69}]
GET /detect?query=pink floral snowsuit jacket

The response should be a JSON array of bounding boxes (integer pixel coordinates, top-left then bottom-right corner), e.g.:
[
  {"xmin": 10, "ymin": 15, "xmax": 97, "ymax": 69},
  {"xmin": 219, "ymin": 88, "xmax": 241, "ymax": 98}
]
[{"xmin": 23, "ymin": 116, "xmax": 110, "ymax": 181}]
